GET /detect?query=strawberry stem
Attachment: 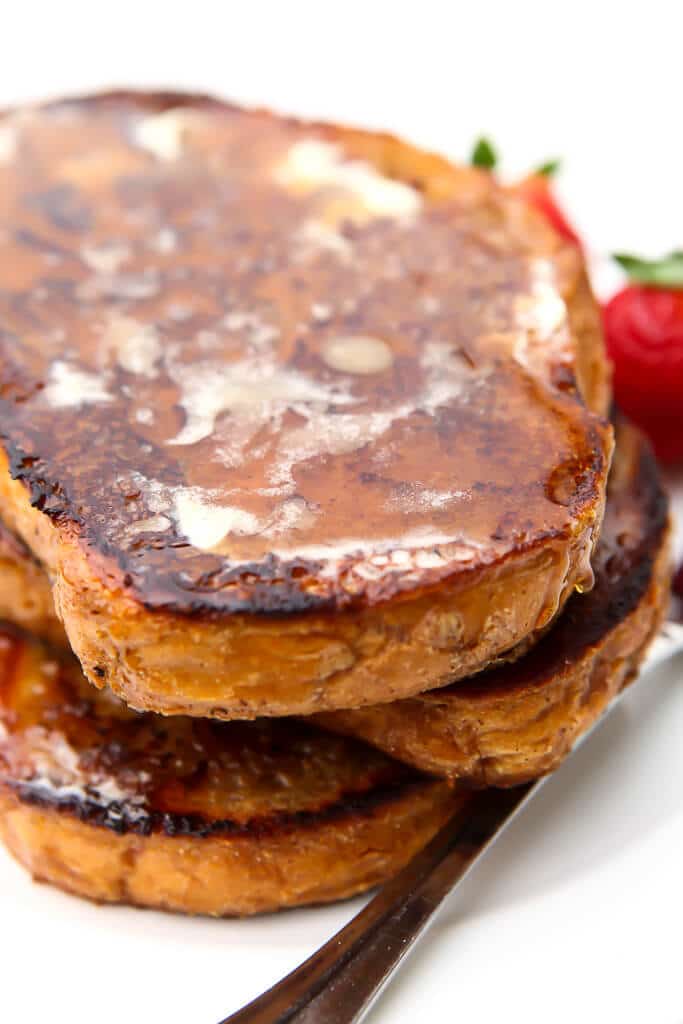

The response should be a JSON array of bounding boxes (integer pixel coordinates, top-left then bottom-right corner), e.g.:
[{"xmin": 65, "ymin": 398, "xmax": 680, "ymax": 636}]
[
  {"xmin": 470, "ymin": 137, "xmax": 497, "ymax": 170},
  {"xmin": 613, "ymin": 251, "xmax": 683, "ymax": 288},
  {"xmin": 535, "ymin": 159, "xmax": 561, "ymax": 177}
]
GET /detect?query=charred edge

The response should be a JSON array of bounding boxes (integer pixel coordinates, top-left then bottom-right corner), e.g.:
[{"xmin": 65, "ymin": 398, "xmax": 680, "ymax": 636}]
[
  {"xmin": 7, "ymin": 772, "xmax": 433, "ymax": 839},
  {"xmin": 1, "ymin": 433, "xmax": 579, "ymax": 620},
  {"xmin": 0, "ymin": 91, "xmax": 240, "ymax": 135},
  {"xmin": 3, "ymin": 438, "xmax": 84, "ymax": 528},
  {"xmin": 568, "ymin": 422, "xmax": 612, "ymax": 513},
  {"xmin": 135, "ymin": 554, "xmax": 340, "ymax": 617},
  {"xmin": 101, "ymin": 539, "xmax": 342, "ymax": 616},
  {"xmin": 39, "ymin": 90, "xmax": 242, "ymax": 120}
]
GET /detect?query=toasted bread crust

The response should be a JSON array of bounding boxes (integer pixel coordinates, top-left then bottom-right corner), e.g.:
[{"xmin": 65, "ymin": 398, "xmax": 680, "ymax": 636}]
[
  {"xmin": 0, "ymin": 625, "xmax": 461, "ymax": 915},
  {"xmin": 0, "ymin": 91, "xmax": 611, "ymax": 717},
  {"xmin": 0, "ymin": 785, "xmax": 460, "ymax": 915},
  {"xmin": 317, "ymin": 422, "xmax": 670, "ymax": 783}
]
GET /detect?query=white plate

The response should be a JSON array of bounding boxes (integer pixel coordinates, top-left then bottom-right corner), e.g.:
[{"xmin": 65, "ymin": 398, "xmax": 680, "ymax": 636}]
[{"xmin": 1, "ymin": 4, "xmax": 682, "ymax": 1021}]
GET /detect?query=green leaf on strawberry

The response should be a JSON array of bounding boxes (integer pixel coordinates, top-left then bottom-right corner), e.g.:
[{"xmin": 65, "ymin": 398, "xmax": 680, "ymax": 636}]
[
  {"xmin": 468, "ymin": 141, "xmax": 580, "ymax": 246},
  {"xmin": 534, "ymin": 159, "xmax": 561, "ymax": 177},
  {"xmin": 470, "ymin": 137, "xmax": 497, "ymax": 170},
  {"xmin": 613, "ymin": 251, "xmax": 683, "ymax": 288}
]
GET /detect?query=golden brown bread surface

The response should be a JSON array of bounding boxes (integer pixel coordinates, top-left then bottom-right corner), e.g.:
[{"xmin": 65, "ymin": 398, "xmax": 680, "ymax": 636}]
[
  {"xmin": 0, "ymin": 91, "xmax": 611, "ymax": 718},
  {"xmin": 0, "ymin": 625, "xmax": 461, "ymax": 915},
  {"xmin": 0, "ymin": 521, "xmax": 63, "ymax": 647},
  {"xmin": 318, "ymin": 421, "xmax": 670, "ymax": 783}
]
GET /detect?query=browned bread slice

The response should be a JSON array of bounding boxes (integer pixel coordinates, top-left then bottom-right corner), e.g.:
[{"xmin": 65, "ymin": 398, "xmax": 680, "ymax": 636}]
[
  {"xmin": 0, "ymin": 92, "xmax": 611, "ymax": 718},
  {"xmin": 0, "ymin": 623, "xmax": 461, "ymax": 916},
  {"xmin": 317, "ymin": 420, "xmax": 670, "ymax": 783}
]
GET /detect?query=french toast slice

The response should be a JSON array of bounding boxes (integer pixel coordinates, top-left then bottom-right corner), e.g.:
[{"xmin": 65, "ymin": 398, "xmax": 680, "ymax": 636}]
[
  {"xmin": 317, "ymin": 420, "xmax": 670, "ymax": 783},
  {"xmin": 0, "ymin": 91, "xmax": 611, "ymax": 718},
  {"xmin": 0, "ymin": 624, "xmax": 461, "ymax": 916}
]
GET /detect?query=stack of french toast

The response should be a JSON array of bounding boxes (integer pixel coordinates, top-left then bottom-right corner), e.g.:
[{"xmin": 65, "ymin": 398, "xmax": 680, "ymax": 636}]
[{"xmin": 0, "ymin": 93, "xmax": 670, "ymax": 916}]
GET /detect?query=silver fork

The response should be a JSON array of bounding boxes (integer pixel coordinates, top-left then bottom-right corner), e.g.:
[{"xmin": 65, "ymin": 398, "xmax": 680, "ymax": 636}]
[{"xmin": 219, "ymin": 621, "xmax": 683, "ymax": 1024}]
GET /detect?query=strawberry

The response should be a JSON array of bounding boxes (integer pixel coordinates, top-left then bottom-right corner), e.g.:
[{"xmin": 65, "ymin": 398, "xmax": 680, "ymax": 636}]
[
  {"xmin": 470, "ymin": 139, "xmax": 581, "ymax": 247},
  {"xmin": 512, "ymin": 165, "xmax": 582, "ymax": 248},
  {"xmin": 603, "ymin": 252, "xmax": 683, "ymax": 463}
]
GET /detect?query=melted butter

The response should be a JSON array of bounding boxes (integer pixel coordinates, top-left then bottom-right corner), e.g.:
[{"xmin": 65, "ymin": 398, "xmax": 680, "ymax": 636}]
[
  {"xmin": 44, "ymin": 361, "xmax": 113, "ymax": 409},
  {"xmin": 132, "ymin": 109, "xmax": 188, "ymax": 161},
  {"xmin": 150, "ymin": 227, "xmax": 178, "ymax": 253},
  {"xmin": 80, "ymin": 241, "xmax": 131, "ymax": 274},
  {"xmin": 386, "ymin": 485, "xmax": 469, "ymax": 514},
  {"xmin": 167, "ymin": 357, "xmax": 357, "ymax": 448},
  {"xmin": 191, "ymin": 496, "xmax": 317, "ymax": 552},
  {"xmin": 116, "ymin": 474, "xmax": 322, "ymax": 552},
  {"xmin": 293, "ymin": 218, "xmax": 353, "ymax": 261},
  {"xmin": 174, "ymin": 491, "xmax": 262, "ymax": 549},
  {"xmin": 123, "ymin": 472, "xmax": 484, "ymax": 564},
  {"xmin": 322, "ymin": 335, "xmax": 394, "ymax": 375},
  {"xmin": 222, "ymin": 310, "xmax": 279, "ymax": 349},
  {"xmin": 102, "ymin": 314, "xmax": 162, "ymax": 377},
  {"xmin": 122, "ymin": 515, "xmax": 171, "ymax": 544},
  {"xmin": 513, "ymin": 258, "xmax": 570, "ymax": 373},
  {"xmin": 19, "ymin": 725, "xmax": 148, "ymax": 822},
  {"xmin": 275, "ymin": 139, "xmax": 422, "ymax": 224}
]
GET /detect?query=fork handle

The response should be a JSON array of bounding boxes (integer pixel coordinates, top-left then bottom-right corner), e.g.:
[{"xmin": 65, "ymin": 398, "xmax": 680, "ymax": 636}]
[
  {"xmin": 221, "ymin": 622, "xmax": 683, "ymax": 1024},
  {"xmin": 218, "ymin": 783, "xmax": 536, "ymax": 1024}
]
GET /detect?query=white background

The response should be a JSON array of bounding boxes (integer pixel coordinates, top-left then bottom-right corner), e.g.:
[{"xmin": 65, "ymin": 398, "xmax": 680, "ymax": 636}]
[{"xmin": 1, "ymin": 3, "xmax": 683, "ymax": 1022}]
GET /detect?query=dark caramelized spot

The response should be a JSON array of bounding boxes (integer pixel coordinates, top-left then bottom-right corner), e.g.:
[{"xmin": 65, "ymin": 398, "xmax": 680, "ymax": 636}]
[{"xmin": 551, "ymin": 363, "xmax": 577, "ymax": 393}]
